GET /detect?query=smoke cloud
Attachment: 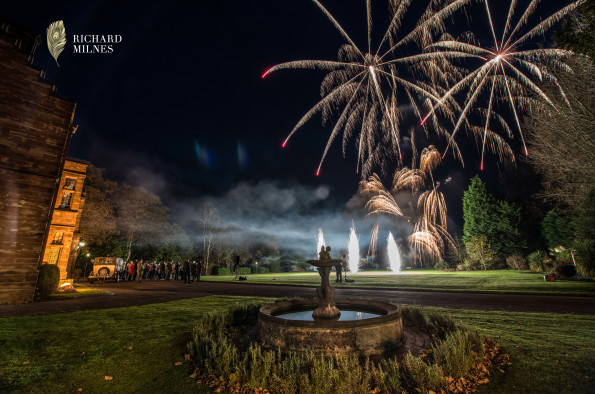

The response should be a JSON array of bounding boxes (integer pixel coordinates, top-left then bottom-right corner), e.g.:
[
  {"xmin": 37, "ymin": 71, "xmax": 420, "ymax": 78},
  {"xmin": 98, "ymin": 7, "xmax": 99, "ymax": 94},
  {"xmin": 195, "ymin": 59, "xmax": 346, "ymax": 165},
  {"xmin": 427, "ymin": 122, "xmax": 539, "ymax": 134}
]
[{"xmin": 171, "ymin": 180, "xmax": 414, "ymax": 261}]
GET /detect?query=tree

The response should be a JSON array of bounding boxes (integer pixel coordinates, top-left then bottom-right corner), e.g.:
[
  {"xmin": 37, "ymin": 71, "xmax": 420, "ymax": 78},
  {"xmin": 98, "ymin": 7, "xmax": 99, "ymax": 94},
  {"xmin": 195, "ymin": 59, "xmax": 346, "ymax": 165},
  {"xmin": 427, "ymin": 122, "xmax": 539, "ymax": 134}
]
[
  {"xmin": 466, "ymin": 235, "xmax": 496, "ymax": 271},
  {"xmin": 573, "ymin": 188, "xmax": 595, "ymax": 241},
  {"xmin": 492, "ymin": 200, "xmax": 524, "ymax": 255},
  {"xmin": 463, "ymin": 176, "xmax": 524, "ymax": 258},
  {"xmin": 446, "ymin": 236, "xmax": 467, "ymax": 267},
  {"xmin": 525, "ymin": 55, "xmax": 595, "ymax": 208},
  {"xmin": 79, "ymin": 164, "xmax": 119, "ymax": 246},
  {"xmin": 555, "ymin": 0, "xmax": 595, "ymax": 59},
  {"xmin": 463, "ymin": 177, "xmax": 495, "ymax": 246},
  {"xmin": 197, "ymin": 201, "xmax": 218, "ymax": 275},
  {"xmin": 116, "ymin": 184, "xmax": 169, "ymax": 262},
  {"xmin": 542, "ymin": 210, "xmax": 574, "ymax": 249}
]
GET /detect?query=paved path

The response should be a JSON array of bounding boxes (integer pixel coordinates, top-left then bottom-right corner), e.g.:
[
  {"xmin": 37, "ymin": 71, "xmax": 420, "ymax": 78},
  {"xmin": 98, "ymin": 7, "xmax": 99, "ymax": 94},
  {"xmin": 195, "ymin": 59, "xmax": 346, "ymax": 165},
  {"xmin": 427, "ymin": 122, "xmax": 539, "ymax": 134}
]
[{"xmin": 1, "ymin": 280, "xmax": 594, "ymax": 317}]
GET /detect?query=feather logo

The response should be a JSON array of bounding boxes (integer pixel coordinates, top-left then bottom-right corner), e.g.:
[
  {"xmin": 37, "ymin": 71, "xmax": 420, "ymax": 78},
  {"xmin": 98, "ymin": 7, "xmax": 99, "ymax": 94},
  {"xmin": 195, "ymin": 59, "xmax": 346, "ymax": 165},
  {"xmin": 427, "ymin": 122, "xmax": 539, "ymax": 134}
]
[{"xmin": 46, "ymin": 20, "xmax": 66, "ymax": 66}]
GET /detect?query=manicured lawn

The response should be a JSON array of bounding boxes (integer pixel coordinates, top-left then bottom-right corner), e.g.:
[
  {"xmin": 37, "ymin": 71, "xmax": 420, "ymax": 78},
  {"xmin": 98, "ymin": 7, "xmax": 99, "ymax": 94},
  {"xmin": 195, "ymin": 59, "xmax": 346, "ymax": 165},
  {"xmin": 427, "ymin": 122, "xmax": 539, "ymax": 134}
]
[
  {"xmin": 0, "ymin": 296, "xmax": 593, "ymax": 393},
  {"xmin": 202, "ymin": 270, "xmax": 595, "ymax": 295},
  {"xmin": 0, "ymin": 296, "xmax": 269, "ymax": 393}
]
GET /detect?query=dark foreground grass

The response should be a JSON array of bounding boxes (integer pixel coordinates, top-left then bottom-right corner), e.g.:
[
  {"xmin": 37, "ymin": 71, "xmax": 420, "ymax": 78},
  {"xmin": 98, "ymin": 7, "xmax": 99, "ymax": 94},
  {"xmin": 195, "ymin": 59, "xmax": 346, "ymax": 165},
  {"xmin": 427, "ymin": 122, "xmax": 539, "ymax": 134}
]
[
  {"xmin": 0, "ymin": 296, "xmax": 593, "ymax": 393},
  {"xmin": 202, "ymin": 270, "xmax": 595, "ymax": 295}
]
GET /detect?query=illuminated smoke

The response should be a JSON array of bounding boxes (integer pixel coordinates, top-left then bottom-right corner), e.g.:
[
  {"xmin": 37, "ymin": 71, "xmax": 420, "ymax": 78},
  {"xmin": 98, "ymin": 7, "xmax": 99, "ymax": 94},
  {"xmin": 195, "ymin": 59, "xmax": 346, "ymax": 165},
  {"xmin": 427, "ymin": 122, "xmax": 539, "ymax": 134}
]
[
  {"xmin": 347, "ymin": 222, "xmax": 360, "ymax": 273},
  {"xmin": 387, "ymin": 231, "xmax": 401, "ymax": 273},
  {"xmin": 316, "ymin": 228, "xmax": 326, "ymax": 259}
]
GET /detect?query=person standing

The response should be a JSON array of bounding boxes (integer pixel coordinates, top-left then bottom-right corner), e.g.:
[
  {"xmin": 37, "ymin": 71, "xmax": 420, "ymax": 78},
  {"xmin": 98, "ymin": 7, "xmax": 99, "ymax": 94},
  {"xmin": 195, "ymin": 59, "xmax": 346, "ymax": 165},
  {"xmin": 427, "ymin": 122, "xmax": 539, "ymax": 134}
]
[
  {"xmin": 233, "ymin": 255, "xmax": 240, "ymax": 279},
  {"xmin": 182, "ymin": 260, "xmax": 190, "ymax": 284},
  {"xmin": 136, "ymin": 260, "xmax": 143, "ymax": 283},
  {"xmin": 128, "ymin": 261, "xmax": 135, "ymax": 281},
  {"xmin": 335, "ymin": 261, "xmax": 342, "ymax": 283},
  {"xmin": 197, "ymin": 261, "xmax": 203, "ymax": 282},
  {"xmin": 174, "ymin": 261, "xmax": 181, "ymax": 280},
  {"xmin": 191, "ymin": 261, "xmax": 197, "ymax": 282},
  {"xmin": 159, "ymin": 261, "xmax": 166, "ymax": 279}
]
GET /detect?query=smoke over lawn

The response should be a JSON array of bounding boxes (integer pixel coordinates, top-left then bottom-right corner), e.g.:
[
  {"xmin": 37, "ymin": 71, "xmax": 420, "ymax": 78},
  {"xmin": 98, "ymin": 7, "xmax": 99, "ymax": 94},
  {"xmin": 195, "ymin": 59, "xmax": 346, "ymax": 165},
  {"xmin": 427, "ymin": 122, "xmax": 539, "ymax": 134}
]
[{"xmin": 171, "ymin": 180, "xmax": 414, "ymax": 260}]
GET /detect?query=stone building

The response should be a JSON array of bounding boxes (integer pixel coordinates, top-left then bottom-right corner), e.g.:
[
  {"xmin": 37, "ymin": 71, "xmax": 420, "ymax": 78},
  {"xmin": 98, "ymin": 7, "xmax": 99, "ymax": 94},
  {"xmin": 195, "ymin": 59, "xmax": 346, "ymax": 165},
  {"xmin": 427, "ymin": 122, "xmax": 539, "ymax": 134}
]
[
  {"xmin": 41, "ymin": 159, "xmax": 88, "ymax": 280},
  {"xmin": 0, "ymin": 20, "xmax": 78, "ymax": 304}
]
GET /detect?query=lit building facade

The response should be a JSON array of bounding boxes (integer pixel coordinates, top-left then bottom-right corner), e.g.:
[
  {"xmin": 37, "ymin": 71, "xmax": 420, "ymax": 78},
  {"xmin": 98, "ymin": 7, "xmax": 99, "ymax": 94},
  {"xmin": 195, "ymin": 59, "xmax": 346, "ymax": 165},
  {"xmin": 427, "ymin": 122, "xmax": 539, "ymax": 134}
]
[{"xmin": 41, "ymin": 160, "xmax": 88, "ymax": 280}]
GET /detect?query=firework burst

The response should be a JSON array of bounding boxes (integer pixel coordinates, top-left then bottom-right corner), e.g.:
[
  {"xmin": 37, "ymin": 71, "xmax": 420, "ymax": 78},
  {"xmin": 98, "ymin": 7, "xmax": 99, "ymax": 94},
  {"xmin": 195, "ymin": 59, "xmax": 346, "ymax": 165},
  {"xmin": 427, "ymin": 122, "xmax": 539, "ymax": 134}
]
[
  {"xmin": 361, "ymin": 145, "xmax": 453, "ymax": 264},
  {"xmin": 421, "ymin": 0, "xmax": 585, "ymax": 169},
  {"xmin": 263, "ymin": 0, "xmax": 472, "ymax": 177}
]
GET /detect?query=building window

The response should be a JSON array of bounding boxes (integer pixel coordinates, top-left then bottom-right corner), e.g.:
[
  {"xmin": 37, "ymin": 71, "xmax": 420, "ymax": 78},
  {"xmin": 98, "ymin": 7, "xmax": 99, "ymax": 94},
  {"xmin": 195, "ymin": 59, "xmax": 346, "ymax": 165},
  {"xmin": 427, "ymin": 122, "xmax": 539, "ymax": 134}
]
[
  {"xmin": 48, "ymin": 247, "xmax": 61, "ymax": 264},
  {"xmin": 59, "ymin": 192, "xmax": 73, "ymax": 209},
  {"xmin": 64, "ymin": 178, "xmax": 76, "ymax": 190},
  {"xmin": 52, "ymin": 232, "xmax": 64, "ymax": 244}
]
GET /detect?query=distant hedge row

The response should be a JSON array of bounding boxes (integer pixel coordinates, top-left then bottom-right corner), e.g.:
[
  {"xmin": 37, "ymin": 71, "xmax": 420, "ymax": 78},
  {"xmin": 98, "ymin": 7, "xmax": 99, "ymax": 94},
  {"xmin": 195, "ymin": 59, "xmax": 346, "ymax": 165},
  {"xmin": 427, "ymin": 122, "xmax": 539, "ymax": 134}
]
[{"xmin": 216, "ymin": 266, "xmax": 271, "ymax": 275}]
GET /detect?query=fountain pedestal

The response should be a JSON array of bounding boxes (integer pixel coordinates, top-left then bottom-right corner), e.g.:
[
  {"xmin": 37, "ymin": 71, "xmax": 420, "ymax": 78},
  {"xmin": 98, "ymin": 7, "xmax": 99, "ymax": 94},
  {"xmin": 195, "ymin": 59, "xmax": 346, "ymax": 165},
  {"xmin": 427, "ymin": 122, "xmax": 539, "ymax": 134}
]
[{"xmin": 309, "ymin": 259, "xmax": 342, "ymax": 319}]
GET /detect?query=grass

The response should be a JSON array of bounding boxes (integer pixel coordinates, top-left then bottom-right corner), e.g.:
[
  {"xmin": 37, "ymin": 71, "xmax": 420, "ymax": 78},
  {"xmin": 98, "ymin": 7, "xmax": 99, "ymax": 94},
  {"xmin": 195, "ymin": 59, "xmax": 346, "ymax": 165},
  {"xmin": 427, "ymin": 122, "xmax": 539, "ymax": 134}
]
[
  {"xmin": 0, "ymin": 296, "xmax": 593, "ymax": 393},
  {"xmin": 0, "ymin": 295, "xmax": 269, "ymax": 393},
  {"xmin": 45, "ymin": 285, "xmax": 112, "ymax": 300},
  {"xmin": 201, "ymin": 270, "xmax": 595, "ymax": 296}
]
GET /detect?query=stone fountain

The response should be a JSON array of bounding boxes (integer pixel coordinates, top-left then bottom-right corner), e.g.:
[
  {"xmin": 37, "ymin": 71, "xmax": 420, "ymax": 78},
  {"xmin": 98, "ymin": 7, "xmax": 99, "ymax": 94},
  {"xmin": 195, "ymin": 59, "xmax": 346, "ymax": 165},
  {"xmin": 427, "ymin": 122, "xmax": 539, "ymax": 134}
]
[
  {"xmin": 259, "ymin": 245, "xmax": 404, "ymax": 356},
  {"xmin": 311, "ymin": 246, "xmax": 341, "ymax": 319}
]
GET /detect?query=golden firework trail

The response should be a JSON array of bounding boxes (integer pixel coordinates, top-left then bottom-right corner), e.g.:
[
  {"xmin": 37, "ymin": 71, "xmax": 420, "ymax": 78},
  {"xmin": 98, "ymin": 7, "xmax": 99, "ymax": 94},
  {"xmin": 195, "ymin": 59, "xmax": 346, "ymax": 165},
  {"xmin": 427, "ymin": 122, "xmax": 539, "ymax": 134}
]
[
  {"xmin": 367, "ymin": 222, "xmax": 380, "ymax": 262},
  {"xmin": 421, "ymin": 0, "xmax": 584, "ymax": 169},
  {"xmin": 361, "ymin": 145, "xmax": 453, "ymax": 264},
  {"xmin": 263, "ymin": 0, "xmax": 473, "ymax": 177}
]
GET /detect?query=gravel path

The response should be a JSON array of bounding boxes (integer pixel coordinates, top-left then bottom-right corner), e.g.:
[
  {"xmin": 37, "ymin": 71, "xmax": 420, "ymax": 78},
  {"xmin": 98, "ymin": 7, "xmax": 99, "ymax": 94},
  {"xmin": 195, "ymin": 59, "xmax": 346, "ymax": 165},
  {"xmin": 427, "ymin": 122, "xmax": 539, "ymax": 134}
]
[{"xmin": 1, "ymin": 280, "xmax": 594, "ymax": 317}]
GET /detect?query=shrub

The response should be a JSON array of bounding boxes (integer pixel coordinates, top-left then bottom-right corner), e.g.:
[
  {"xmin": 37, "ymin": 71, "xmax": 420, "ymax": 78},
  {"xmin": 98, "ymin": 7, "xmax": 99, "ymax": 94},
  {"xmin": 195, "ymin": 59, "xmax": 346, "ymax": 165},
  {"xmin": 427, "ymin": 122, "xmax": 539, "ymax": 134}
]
[
  {"xmin": 573, "ymin": 239, "xmax": 595, "ymax": 277},
  {"xmin": 527, "ymin": 250, "xmax": 546, "ymax": 272},
  {"xmin": 217, "ymin": 267, "xmax": 231, "ymax": 275},
  {"xmin": 36, "ymin": 264, "xmax": 60, "ymax": 297},
  {"xmin": 238, "ymin": 267, "xmax": 251, "ymax": 275},
  {"xmin": 465, "ymin": 235, "xmax": 496, "ymax": 270},
  {"xmin": 402, "ymin": 352, "xmax": 444, "ymax": 392},
  {"xmin": 434, "ymin": 261, "xmax": 449, "ymax": 271},
  {"xmin": 431, "ymin": 329, "xmax": 483, "ymax": 379},
  {"xmin": 463, "ymin": 259, "xmax": 480, "ymax": 271},
  {"xmin": 252, "ymin": 266, "xmax": 269, "ymax": 274},
  {"xmin": 267, "ymin": 261, "xmax": 281, "ymax": 273},
  {"xmin": 188, "ymin": 303, "xmax": 487, "ymax": 394},
  {"xmin": 553, "ymin": 249, "xmax": 573, "ymax": 266},
  {"xmin": 554, "ymin": 264, "xmax": 577, "ymax": 279},
  {"xmin": 506, "ymin": 254, "xmax": 528, "ymax": 270}
]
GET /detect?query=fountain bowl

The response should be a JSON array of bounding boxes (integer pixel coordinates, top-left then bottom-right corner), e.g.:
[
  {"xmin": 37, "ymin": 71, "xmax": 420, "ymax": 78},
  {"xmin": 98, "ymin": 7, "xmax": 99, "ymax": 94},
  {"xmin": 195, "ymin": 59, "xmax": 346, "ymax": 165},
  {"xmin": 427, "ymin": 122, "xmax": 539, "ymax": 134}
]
[{"xmin": 258, "ymin": 299, "xmax": 404, "ymax": 356}]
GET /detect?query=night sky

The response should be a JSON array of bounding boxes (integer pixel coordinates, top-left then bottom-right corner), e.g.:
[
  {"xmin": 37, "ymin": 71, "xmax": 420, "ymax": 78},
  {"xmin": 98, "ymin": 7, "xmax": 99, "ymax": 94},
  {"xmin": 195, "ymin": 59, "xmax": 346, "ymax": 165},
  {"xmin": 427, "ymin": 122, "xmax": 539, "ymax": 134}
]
[{"xmin": 4, "ymin": 0, "xmax": 558, "ymax": 234}]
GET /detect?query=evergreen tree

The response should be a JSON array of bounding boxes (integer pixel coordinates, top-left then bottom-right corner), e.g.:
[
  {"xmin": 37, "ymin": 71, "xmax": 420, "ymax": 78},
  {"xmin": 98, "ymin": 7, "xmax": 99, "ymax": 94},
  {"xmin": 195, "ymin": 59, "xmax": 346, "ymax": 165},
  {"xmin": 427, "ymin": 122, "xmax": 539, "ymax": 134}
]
[
  {"xmin": 542, "ymin": 211, "xmax": 574, "ymax": 249},
  {"xmin": 462, "ymin": 176, "xmax": 494, "ymax": 245},
  {"xmin": 463, "ymin": 176, "xmax": 524, "ymax": 258}
]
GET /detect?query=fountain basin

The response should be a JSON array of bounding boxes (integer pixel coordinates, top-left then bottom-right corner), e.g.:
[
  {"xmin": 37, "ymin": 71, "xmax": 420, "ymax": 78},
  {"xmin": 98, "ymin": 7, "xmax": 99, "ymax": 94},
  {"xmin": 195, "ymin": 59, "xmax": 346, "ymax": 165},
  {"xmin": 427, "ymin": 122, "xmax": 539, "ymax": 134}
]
[{"xmin": 258, "ymin": 299, "xmax": 404, "ymax": 356}]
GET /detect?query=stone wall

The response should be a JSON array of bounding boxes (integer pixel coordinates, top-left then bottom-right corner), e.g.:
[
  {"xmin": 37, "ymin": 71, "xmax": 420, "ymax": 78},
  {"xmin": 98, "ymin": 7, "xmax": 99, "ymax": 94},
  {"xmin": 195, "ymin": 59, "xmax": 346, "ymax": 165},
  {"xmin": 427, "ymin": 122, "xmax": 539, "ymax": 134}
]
[{"xmin": 0, "ymin": 20, "xmax": 77, "ymax": 303}]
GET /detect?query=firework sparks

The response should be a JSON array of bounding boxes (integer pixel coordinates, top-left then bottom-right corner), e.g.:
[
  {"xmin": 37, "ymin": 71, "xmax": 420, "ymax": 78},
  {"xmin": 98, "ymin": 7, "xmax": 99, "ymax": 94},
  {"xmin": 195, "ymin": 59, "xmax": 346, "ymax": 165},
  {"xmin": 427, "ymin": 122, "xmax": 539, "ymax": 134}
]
[
  {"xmin": 361, "ymin": 145, "xmax": 453, "ymax": 264},
  {"xmin": 367, "ymin": 222, "xmax": 379, "ymax": 262},
  {"xmin": 422, "ymin": 0, "xmax": 583, "ymax": 168},
  {"xmin": 263, "ymin": 0, "xmax": 472, "ymax": 177}
]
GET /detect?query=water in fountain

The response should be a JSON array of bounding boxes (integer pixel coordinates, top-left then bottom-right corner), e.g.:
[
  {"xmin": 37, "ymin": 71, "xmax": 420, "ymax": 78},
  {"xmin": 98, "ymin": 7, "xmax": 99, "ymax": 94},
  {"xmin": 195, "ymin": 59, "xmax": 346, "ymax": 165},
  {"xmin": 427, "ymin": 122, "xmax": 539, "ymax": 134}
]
[
  {"xmin": 348, "ymin": 222, "xmax": 359, "ymax": 273},
  {"xmin": 316, "ymin": 228, "xmax": 325, "ymax": 259},
  {"xmin": 387, "ymin": 231, "xmax": 401, "ymax": 273}
]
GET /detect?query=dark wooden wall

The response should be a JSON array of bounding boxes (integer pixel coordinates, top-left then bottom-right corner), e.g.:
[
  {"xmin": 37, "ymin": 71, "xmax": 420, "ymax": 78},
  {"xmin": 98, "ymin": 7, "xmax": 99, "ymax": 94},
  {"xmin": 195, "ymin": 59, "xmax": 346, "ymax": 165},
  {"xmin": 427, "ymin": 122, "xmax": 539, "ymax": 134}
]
[{"xmin": 0, "ymin": 21, "xmax": 77, "ymax": 304}]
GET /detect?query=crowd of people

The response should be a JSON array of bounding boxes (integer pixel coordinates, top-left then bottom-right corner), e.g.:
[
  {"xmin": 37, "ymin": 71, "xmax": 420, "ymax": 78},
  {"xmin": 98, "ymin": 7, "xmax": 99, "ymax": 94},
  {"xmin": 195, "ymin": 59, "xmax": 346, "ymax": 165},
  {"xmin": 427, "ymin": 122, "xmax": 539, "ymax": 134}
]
[{"xmin": 118, "ymin": 260, "xmax": 204, "ymax": 284}]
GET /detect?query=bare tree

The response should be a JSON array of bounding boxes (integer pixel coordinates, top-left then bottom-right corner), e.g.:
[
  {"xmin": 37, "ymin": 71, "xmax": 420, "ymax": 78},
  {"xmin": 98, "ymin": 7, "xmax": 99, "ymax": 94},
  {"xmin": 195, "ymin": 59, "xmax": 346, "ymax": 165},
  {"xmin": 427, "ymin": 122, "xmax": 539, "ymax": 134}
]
[
  {"xmin": 79, "ymin": 164, "xmax": 119, "ymax": 246},
  {"xmin": 198, "ymin": 201, "xmax": 219, "ymax": 274},
  {"xmin": 117, "ymin": 184, "xmax": 168, "ymax": 262},
  {"xmin": 525, "ymin": 55, "xmax": 595, "ymax": 208}
]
